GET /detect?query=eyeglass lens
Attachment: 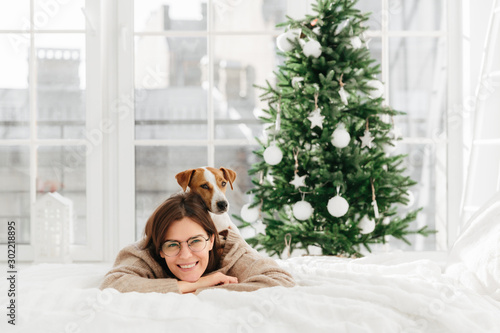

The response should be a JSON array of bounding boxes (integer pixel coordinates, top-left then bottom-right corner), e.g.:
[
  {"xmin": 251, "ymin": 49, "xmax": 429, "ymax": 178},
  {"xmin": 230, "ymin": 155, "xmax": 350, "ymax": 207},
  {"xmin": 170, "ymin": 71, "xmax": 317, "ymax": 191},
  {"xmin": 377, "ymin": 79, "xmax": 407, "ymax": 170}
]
[{"xmin": 163, "ymin": 236, "xmax": 208, "ymax": 256}]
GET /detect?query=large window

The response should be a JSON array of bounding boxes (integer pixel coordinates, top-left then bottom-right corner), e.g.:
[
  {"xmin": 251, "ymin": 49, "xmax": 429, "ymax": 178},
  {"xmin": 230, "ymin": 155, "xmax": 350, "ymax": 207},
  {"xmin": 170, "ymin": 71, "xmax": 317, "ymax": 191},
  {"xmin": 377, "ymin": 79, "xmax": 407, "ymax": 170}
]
[{"xmin": 1, "ymin": 0, "xmax": 455, "ymax": 261}]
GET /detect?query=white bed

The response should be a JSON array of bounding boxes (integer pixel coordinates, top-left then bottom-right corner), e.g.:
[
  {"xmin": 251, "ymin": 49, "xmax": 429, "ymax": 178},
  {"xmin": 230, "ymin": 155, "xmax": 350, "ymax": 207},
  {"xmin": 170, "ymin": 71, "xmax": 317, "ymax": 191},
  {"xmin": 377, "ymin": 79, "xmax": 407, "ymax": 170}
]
[{"xmin": 2, "ymin": 193, "xmax": 500, "ymax": 333}]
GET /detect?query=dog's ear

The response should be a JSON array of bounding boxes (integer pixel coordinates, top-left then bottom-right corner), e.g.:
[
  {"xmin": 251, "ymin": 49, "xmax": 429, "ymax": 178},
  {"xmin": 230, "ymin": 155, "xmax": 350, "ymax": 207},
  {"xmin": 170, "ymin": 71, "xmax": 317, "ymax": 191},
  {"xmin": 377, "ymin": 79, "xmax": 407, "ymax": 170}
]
[
  {"xmin": 175, "ymin": 169, "xmax": 197, "ymax": 192},
  {"xmin": 220, "ymin": 167, "xmax": 236, "ymax": 190}
]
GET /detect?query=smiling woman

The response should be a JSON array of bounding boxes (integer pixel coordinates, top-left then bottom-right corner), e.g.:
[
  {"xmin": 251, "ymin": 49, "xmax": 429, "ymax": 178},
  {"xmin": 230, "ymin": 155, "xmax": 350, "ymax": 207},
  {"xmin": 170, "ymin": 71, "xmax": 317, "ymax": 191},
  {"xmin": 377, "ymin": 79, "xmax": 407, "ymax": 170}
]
[{"xmin": 99, "ymin": 191, "xmax": 295, "ymax": 294}]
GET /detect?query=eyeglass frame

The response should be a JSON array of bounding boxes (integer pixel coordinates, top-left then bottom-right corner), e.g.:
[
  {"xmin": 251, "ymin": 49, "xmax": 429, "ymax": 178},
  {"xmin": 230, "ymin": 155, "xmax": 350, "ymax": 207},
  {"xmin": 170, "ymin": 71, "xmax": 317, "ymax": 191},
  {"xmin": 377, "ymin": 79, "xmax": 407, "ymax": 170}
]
[{"xmin": 161, "ymin": 235, "xmax": 211, "ymax": 257}]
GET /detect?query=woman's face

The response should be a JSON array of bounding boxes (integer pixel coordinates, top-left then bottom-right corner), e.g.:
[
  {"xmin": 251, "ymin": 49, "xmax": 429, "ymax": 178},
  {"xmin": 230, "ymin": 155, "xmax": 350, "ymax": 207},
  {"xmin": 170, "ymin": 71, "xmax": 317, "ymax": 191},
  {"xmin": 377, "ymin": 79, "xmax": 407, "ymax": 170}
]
[{"xmin": 160, "ymin": 217, "xmax": 214, "ymax": 282}]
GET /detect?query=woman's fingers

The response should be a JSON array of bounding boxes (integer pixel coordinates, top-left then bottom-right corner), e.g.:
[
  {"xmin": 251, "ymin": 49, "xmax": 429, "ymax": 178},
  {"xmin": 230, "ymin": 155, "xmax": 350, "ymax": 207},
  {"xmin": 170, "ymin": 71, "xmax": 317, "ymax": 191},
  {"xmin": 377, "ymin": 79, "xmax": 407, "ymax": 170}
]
[
  {"xmin": 222, "ymin": 276, "xmax": 238, "ymax": 285},
  {"xmin": 212, "ymin": 272, "xmax": 238, "ymax": 285}
]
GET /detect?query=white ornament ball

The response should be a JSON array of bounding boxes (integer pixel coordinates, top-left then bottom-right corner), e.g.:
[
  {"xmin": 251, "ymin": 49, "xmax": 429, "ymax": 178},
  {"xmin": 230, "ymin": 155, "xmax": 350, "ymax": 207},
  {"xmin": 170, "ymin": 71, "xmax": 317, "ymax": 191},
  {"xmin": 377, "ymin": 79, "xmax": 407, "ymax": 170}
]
[
  {"xmin": 240, "ymin": 203, "xmax": 260, "ymax": 223},
  {"xmin": 276, "ymin": 31, "xmax": 298, "ymax": 52},
  {"xmin": 327, "ymin": 195, "xmax": 349, "ymax": 217},
  {"xmin": 358, "ymin": 216, "xmax": 375, "ymax": 234},
  {"xmin": 382, "ymin": 217, "xmax": 391, "ymax": 225},
  {"xmin": 263, "ymin": 144, "xmax": 283, "ymax": 165},
  {"xmin": 331, "ymin": 126, "xmax": 351, "ymax": 148},
  {"xmin": 293, "ymin": 201, "xmax": 314, "ymax": 220},
  {"xmin": 366, "ymin": 80, "xmax": 384, "ymax": 99},
  {"xmin": 302, "ymin": 40, "xmax": 322, "ymax": 58}
]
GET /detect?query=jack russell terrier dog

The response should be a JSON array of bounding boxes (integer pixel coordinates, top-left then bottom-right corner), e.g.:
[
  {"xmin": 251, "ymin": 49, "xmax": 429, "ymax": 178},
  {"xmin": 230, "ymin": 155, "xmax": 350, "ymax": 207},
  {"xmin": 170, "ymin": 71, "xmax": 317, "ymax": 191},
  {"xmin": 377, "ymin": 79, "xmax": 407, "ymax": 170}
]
[{"xmin": 175, "ymin": 167, "xmax": 241, "ymax": 235}]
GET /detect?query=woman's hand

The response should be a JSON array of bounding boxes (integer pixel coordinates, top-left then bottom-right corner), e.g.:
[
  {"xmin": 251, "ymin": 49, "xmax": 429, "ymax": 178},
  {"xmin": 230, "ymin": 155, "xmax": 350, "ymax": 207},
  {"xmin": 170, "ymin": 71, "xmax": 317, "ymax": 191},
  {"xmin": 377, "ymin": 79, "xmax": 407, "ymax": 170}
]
[
  {"xmin": 198, "ymin": 272, "xmax": 238, "ymax": 288},
  {"xmin": 178, "ymin": 272, "xmax": 238, "ymax": 294}
]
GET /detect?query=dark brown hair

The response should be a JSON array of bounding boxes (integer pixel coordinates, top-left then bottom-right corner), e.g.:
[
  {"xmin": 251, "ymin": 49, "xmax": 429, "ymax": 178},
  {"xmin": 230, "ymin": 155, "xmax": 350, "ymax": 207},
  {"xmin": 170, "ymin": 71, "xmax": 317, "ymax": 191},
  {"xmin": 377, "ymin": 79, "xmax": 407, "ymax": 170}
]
[{"xmin": 143, "ymin": 192, "xmax": 221, "ymax": 278}]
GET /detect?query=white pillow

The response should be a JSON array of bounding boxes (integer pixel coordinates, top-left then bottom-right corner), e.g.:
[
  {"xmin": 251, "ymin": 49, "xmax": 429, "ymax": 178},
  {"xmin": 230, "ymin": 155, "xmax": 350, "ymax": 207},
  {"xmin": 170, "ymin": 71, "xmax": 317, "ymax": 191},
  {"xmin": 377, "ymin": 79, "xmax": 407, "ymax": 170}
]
[{"xmin": 447, "ymin": 191, "xmax": 500, "ymax": 300}]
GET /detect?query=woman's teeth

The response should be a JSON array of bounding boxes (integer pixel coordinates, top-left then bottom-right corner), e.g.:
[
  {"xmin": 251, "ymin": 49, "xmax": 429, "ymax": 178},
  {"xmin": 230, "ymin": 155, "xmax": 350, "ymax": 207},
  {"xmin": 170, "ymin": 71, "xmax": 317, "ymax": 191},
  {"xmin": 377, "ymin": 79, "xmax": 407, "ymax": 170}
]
[{"xmin": 179, "ymin": 263, "xmax": 196, "ymax": 269}]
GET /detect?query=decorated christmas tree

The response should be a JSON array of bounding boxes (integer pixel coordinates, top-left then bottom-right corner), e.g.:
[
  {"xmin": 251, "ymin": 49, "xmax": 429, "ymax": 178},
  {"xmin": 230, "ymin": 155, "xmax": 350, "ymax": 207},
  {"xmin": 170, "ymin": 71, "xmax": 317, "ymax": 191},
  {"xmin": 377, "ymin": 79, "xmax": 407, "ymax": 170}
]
[{"xmin": 237, "ymin": 0, "xmax": 433, "ymax": 257}]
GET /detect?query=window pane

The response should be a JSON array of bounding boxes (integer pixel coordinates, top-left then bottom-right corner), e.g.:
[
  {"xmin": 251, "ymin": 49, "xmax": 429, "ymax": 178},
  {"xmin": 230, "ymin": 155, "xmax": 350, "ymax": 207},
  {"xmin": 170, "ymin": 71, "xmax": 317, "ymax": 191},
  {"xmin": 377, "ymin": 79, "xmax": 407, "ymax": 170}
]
[
  {"xmin": 135, "ymin": 0, "xmax": 207, "ymax": 32},
  {"xmin": 0, "ymin": 1, "xmax": 29, "ymax": 30},
  {"xmin": 389, "ymin": 37, "xmax": 446, "ymax": 138},
  {"xmin": 33, "ymin": 0, "xmax": 85, "ymax": 30},
  {"xmin": 0, "ymin": 34, "xmax": 30, "ymax": 140},
  {"xmin": 135, "ymin": 36, "xmax": 205, "ymax": 88},
  {"xmin": 213, "ymin": 0, "xmax": 287, "ymax": 32},
  {"xmin": 367, "ymin": 37, "xmax": 382, "ymax": 71},
  {"xmin": 355, "ymin": 0, "xmax": 383, "ymax": 31},
  {"xmin": 135, "ymin": 88, "xmax": 208, "ymax": 140},
  {"xmin": 389, "ymin": 0, "xmax": 444, "ymax": 31},
  {"xmin": 135, "ymin": 146, "xmax": 207, "ymax": 239},
  {"xmin": 135, "ymin": 36, "xmax": 207, "ymax": 140},
  {"xmin": 0, "ymin": 146, "xmax": 30, "ymax": 244},
  {"xmin": 37, "ymin": 146, "xmax": 87, "ymax": 245},
  {"xmin": 389, "ymin": 143, "xmax": 438, "ymax": 251},
  {"xmin": 213, "ymin": 35, "xmax": 276, "ymax": 140},
  {"xmin": 35, "ymin": 34, "xmax": 86, "ymax": 139}
]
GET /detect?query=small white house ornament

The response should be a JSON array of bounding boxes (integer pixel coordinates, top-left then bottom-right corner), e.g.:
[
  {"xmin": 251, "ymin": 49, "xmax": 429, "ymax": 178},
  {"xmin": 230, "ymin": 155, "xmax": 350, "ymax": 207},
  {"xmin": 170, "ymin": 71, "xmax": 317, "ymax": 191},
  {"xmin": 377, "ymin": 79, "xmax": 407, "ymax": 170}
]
[{"xmin": 33, "ymin": 192, "xmax": 73, "ymax": 263}]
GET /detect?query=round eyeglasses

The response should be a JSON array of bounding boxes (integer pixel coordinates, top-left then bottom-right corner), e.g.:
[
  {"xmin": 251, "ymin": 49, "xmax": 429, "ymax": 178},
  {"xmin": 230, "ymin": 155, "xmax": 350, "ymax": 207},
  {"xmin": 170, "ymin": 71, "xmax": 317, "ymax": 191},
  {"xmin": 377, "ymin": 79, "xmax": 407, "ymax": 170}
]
[{"xmin": 161, "ymin": 235, "xmax": 210, "ymax": 257}]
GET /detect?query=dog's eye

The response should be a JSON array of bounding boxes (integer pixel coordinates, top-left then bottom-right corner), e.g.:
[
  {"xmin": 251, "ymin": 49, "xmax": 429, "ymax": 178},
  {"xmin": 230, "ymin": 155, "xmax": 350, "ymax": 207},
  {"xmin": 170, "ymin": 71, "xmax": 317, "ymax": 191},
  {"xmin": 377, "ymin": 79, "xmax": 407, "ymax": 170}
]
[
  {"xmin": 201, "ymin": 184, "xmax": 209, "ymax": 190},
  {"xmin": 221, "ymin": 181, "xmax": 227, "ymax": 187}
]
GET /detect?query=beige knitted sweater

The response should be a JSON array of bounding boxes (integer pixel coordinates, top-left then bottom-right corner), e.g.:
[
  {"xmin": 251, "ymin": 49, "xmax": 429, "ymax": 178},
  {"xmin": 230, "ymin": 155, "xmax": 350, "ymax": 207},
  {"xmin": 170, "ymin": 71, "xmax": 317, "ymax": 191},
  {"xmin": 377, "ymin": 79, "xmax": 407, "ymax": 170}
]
[{"xmin": 99, "ymin": 230, "xmax": 295, "ymax": 294}]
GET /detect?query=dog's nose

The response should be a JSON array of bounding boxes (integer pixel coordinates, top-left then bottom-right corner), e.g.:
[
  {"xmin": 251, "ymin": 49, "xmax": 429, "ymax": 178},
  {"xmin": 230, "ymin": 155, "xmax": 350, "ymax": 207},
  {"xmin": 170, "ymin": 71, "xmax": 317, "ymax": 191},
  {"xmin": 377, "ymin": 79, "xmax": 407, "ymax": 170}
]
[{"xmin": 216, "ymin": 201, "xmax": 228, "ymax": 211}]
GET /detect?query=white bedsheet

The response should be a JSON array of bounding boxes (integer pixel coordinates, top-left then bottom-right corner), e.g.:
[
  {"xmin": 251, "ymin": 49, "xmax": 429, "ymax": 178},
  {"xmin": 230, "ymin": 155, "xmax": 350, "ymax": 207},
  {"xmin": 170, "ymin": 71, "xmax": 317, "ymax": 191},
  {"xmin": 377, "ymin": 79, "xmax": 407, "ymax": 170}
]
[{"xmin": 2, "ymin": 255, "xmax": 500, "ymax": 333}]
